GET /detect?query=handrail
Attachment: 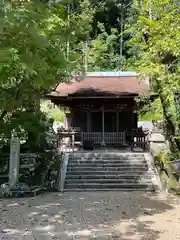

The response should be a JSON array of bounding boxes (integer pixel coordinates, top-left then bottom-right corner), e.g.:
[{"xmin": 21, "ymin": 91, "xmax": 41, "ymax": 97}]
[{"xmin": 58, "ymin": 153, "xmax": 69, "ymax": 192}]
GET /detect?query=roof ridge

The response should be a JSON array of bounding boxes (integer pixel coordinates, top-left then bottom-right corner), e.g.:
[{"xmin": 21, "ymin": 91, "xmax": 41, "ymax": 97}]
[{"xmin": 86, "ymin": 71, "xmax": 138, "ymax": 77}]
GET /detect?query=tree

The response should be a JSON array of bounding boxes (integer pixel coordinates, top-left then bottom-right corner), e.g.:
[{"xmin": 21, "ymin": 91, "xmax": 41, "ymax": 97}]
[
  {"xmin": 72, "ymin": 0, "xmax": 133, "ymax": 71},
  {"xmin": 88, "ymin": 25, "xmax": 125, "ymax": 71},
  {"xmin": 0, "ymin": 0, "xmax": 90, "ymax": 139},
  {"xmin": 127, "ymin": 0, "xmax": 180, "ymax": 152}
]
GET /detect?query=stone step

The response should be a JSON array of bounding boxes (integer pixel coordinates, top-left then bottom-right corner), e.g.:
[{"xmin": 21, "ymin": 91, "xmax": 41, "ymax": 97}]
[
  {"xmin": 69, "ymin": 160, "xmax": 146, "ymax": 165},
  {"xmin": 65, "ymin": 178, "xmax": 152, "ymax": 184},
  {"xmin": 67, "ymin": 166, "xmax": 149, "ymax": 172},
  {"xmin": 68, "ymin": 162, "xmax": 148, "ymax": 166},
  {"xmin": 64, "ymin": 188, "xmax": 154, "ymax": 192},
  {"xmin": 66, "ymin": 170, "xmax": 149, "ymax": 175},
  {"xmin": 65, "ymin": 182, "xmax": 153, "ymax": 190},
  {"xmin": 70, "ymin": 153, "xmax": 145, "ymax": 157},
  {"xmin": 66, "ymin": 174, "xmax": 153, "ymax": 180},
  {"xmin": 64, "ymin": 152, "xmax": 156, "ymax": 192},
  {"xmin": 68, "ymin": 162, "xmax": 147, "ymax": 168},
  {"xmin": 69, "ymin": 156, "xmax": 145, "ymax": 161}
]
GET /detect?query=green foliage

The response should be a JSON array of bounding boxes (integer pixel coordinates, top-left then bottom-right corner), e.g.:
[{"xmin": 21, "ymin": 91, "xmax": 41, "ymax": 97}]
[
  {"xmin": 41, "ymin": 100, "xmax": 64, "ymax": 122},
  {"xmin": 88, "ymin": 27, "xmax": 125, "ymax": 71},
  {"xmin": 139, "ymin": 98, "xmax": 163, "ymax": 121},
  {"xmin": 156, "ymin": 149, "xmax": 180, "ymax": 192},
  {"xmin": 71, "ymin": 0, "xmax": 133, "ymax": 71},
  {"xmin": 157, "ymin": 150, "xmax": 172, "ymax": 165},
  {"xmin": 139, "ymin": 112, "xmax": 162, "ymax": 122},
  {"xmin": 128, "ymin": 0, "xmax": 180, "ymax": 90},
  {"xmin": 138, "ymin": 97, "xmax": 177, "ymax": 121},
  {"xmin": 0, "ymin": 0, "xmax": 90, "ymax": 140},
  {"xmin": 126, "ymin": 0, "xmax": 180, "ymax": 152}
]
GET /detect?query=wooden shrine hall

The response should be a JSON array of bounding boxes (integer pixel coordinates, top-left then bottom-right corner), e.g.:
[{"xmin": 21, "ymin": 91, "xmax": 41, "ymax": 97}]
[{"xmin": 48, "ymin": 72, "xmax": 150, "ymax": 149}]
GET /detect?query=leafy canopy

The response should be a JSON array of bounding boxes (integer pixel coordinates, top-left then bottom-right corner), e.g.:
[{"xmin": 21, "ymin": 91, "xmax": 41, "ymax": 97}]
[{"xmin": 0, "ymin": 0, "xmax": 90, "ymax": 137}]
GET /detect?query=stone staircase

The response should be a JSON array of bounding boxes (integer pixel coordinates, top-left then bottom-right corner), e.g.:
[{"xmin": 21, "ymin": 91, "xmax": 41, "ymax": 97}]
[{"xmin": 64, "ymin": 151, "xmax": 160, "ymax": 191}]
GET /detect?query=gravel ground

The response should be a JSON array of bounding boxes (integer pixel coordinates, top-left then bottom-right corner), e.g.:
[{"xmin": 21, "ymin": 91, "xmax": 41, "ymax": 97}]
[{"xmin": 0, "ymin": 191, "xmax": 180, "ymax": 240}]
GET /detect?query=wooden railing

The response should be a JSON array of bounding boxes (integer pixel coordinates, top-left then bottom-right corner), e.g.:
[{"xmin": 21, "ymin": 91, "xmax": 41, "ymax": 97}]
[
  {"xmin": 127, "ymin": 132, "xmax": 150, "ymax": 151},
  {"xmin": 82, "ymin": 132, "xmax": 126, "ymax": 145},
  {"xmin": 82, "ymin": 132, "xmax": 101, "ymax": 144},
  {"xmin": 57, "ymin": 130, "xmax": 149, "ymax": 151},
  {"xmin": 105, "ymin": 132, "xmax": 126, "ymax": 145}
]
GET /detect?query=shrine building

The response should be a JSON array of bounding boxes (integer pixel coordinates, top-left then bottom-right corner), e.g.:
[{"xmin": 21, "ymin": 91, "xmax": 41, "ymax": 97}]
[{"xmin": 47, "ymin": 72, "xmax": 150, "ymax": 147}]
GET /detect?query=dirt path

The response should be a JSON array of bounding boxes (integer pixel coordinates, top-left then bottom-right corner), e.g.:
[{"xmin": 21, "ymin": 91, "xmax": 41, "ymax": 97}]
[{"xmin": 0, "ymin": 191, "xmax": 180, "ymax": 240}]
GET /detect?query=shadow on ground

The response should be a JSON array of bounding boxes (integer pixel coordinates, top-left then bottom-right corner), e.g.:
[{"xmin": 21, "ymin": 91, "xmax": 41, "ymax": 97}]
[{"xmin": 0, "ymin": 191, "xmax": 178, "ymax": 239}]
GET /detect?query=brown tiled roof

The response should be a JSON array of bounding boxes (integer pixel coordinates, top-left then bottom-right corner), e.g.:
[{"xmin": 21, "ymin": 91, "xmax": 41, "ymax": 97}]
[{"xmin": 51, "ymin": 76, "xmax": 149, "ymax": 97}]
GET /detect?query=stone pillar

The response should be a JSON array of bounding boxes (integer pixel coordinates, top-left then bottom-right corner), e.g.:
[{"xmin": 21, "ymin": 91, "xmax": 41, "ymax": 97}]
[
  {"xmin": 9, "ymin": 137, "xmax": 20, "ymax": 189},
  {"xmin": 101, "ymin": 106, "xmax": 105, "ymax": 146}
]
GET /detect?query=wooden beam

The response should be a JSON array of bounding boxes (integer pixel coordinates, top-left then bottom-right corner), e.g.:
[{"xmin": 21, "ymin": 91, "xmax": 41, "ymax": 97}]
[{"xmin": 67, "ymin": 95, "xmax": 137, "ymax": 99}]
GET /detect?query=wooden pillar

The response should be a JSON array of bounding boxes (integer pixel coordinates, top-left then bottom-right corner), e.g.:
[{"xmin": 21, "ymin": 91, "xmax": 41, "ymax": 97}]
[
  {"xmin": 86, "ymin": 111, "xmax": 91, "ymax": 132},
  {"xmin": 133, "ymin": 100, "xmax": 138, "ymax": 129},
  {"xmin": 101, "ymin": 106, "xmax": 105, "ymax": 145},
  {"xmin": 67, "ymin": 113, "xmax": 72, "ymax": 129},
  {"xmin": 116, "ymin": 111, "xmax": 119, "ymax": 132},
  {"xmin": 134, "ymin": 111, "xmax": 138, "ymax": 128},
  {"xmin": 132, "ymin": 110, "xmax": 138, "ymax": 129}
]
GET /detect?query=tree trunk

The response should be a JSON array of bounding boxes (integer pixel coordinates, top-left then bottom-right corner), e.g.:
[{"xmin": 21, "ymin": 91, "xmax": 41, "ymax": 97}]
[
  {"xmin": 156, "ymin": 80, "xmax": 179, "ymax": 152},
  {"xmin": 159, "ymin": 94, "xmax": 178, "ymax": 151},
  {"xmin": 174, "ymin": 91, "xmax": 180, "ymax": 128}
]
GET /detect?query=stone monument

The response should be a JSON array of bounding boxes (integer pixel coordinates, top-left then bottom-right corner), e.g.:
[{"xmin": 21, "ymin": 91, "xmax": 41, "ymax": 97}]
[{"xmin": 9, "ymin": 136, "xmax": 20, "ymax": 189}]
